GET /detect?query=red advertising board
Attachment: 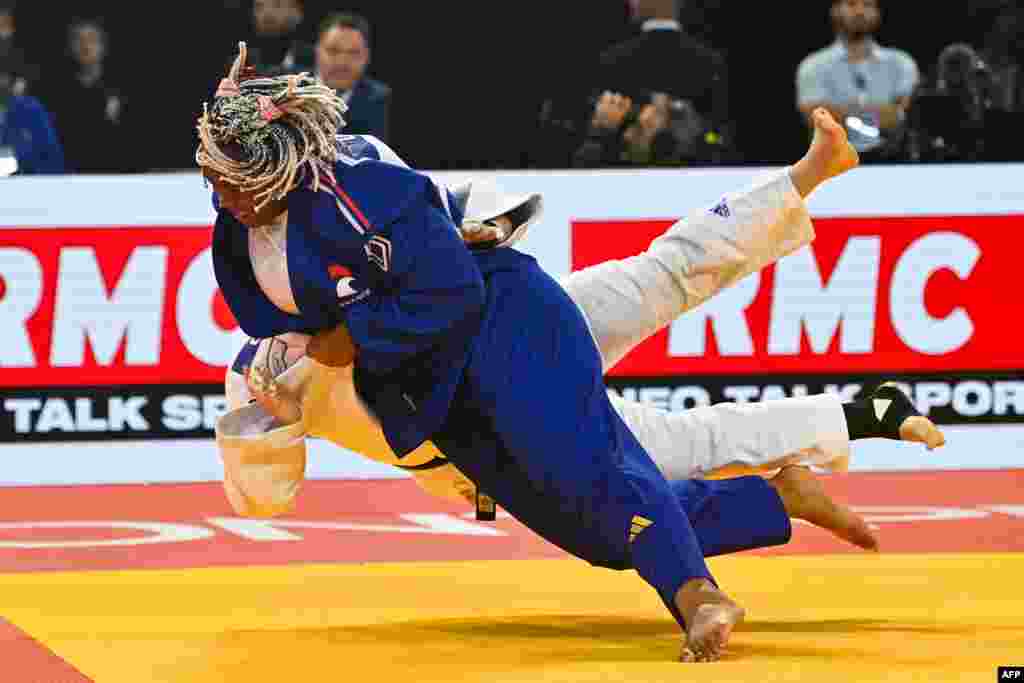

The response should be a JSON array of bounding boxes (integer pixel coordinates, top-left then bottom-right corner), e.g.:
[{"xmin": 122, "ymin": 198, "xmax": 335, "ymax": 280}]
[
  {"xmin": 573, "ymin": 215, "xmax": 1023, "ymax": 377},
  {"xmin": 2, "ymin": 213, "xmax": 1023, "ymax": 441},
  {"xmin": 0, "ymin": 226, "xmax": 237, "ymax": 387}
]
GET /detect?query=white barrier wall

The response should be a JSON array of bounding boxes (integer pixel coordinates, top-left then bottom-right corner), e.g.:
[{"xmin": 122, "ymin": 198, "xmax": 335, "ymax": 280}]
[{"xmin": 1, "ymin": 165, "xmax": 1022, "ymax": 483}]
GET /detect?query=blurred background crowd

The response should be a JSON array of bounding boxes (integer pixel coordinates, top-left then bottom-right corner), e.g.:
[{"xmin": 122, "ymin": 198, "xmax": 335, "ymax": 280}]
[{"xmin": 2, "ymin": 0, "xmax": 1022, "ymax": 174}]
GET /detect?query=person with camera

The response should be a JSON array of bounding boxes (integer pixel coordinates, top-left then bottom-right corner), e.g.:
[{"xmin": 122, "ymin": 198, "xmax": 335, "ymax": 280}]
[
  {"xmin": 572, "ymin": 90, "xmax": 705, "ymax": 167},
  {"xmin": 589, "ymin": 0, "xmax": 731, "ymax": 162},
  {"xmin": 796, "ymin": 0, "xmax": 919, "ymax": 162}
]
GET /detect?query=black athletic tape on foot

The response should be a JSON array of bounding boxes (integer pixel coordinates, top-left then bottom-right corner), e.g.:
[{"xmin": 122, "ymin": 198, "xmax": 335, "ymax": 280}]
[
  {"xmin": 870, "ymin": 384, "xmax": 920, "ymax": 440},
  {"xmin": 841, "ymin": 400, "xmax": 882, "ymax": 441}
]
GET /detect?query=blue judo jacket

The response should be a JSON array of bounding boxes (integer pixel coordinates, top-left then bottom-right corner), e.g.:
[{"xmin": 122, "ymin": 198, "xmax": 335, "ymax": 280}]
[
  {"xmin": 212, "ymin": 136, "xmax": 485, "ymax": 457},
  {"xmin": 0, "ymin": 95, "xmax": 65, "ymax": 174}
]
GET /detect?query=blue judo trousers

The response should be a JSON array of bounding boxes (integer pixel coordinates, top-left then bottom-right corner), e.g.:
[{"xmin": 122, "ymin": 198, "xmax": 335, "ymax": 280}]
[
  {"xmin": 212, "ymin": 141, "xmax": 791, "ymax": 630},
  {"xmin": 430, "ymin": 248, "xmax": 791, "ymax": 627}
]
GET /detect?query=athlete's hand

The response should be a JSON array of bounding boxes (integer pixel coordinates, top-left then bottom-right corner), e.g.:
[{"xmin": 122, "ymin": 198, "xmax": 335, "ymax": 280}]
[
  {"xmin": 307, "ymin": 321, "xmax": 357, "ymax": 368},
  {"xmin": 246, "ymin": 337, "xmax": 304, "ymax": 424},
  {"xmin": 460, "ymin": 213, "xmax": 513, "ymax": 247}
]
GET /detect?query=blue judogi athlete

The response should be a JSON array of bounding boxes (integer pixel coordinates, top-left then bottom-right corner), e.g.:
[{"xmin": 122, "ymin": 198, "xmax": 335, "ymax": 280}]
[
  {"xmin": 209, "ymin": 120, "xmax": 769, "ymax": 652},
  {"xmin": 200, "ymin": 44, "xmax": 765, "ymax": 660},
  {"xmin": 427, "ymin": 245, "xmax": 791, "ymax": 627},
  {"xmin": 199, "ymin": 44, "xmax": 942, "ymax": 662}
]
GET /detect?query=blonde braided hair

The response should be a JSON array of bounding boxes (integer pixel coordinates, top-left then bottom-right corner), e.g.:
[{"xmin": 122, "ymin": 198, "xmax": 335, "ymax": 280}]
[{"xmin": 195, "ymin": 42, "xmax": 349, "ymax": 211}]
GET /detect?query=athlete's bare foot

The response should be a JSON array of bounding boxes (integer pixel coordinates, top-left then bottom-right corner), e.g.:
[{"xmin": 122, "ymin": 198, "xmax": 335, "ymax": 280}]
[
  {"xmin": 900, "ymin": 416, "xmax": 946, "ymax": 450},
  {"xmin": 674, "ymin": 579, "xmax": 746, "ymax": 662},
  {"xmin": 789, "ymin": 107, "xmax": 860, "ymax": 198},
  {"xmin": 874, "ymin": 382, "xmax": 946, "ymax": 450},
  {"xmin": 769, "ymin": 465, "xmax": 879, "ymax": 552},
  {"xmin": 808, "ymin": 107, "xmax": 860, "ymax": 182}
]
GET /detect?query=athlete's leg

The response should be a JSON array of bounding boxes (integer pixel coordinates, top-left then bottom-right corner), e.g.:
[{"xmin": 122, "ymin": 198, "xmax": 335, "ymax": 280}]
[
  {"xmin": 563, "ymin": 165, "xmax": 812, "ymax": 372},
  {"xmin": 562, "ymin": 108, "xmax": 856, "ymax": 373},
  {"xmin": 557, "ymin": 110, "xmax": 853, "ymax": 477},
  {"xmin": 609, "ymin": 390, "xmax": 850, "ymax": 479},
  {"xmin": 609, "ymin": 379, "xmax": 944, "ymax": 481},
  {"xmin": 441, "ymin": 255, "xmax": 747, "ymax": 661},
  {"xmin": 562, "ymin": 111, "xmax": 941, "ymax": 478}
]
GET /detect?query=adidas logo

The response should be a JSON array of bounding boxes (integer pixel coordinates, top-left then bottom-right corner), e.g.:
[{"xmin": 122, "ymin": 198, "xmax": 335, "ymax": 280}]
[
  {"xmin": 628, "ymin": 515, "xmax": 653, "ymax": 543},
  {"xmin": 709, "ymin": 199, "xmax": 731, "ymax": 218}
]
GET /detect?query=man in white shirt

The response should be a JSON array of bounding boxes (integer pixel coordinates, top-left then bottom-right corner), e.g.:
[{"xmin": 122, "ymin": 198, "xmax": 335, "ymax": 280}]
[{"xmin": 797, "ymin": 0, "xmax": 919, "ymax": 159}]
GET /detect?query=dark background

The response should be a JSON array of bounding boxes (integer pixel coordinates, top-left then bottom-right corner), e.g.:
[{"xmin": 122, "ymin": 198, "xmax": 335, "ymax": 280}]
[{"xmin": 8, "ymin": 0, "xmax": 1014, "ymax": 170}]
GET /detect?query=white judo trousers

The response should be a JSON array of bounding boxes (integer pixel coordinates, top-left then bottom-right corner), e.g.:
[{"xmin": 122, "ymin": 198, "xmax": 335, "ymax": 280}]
[
  {"xmin": 564, "ymin": 168, "xmax": 850, "ymax": 480},
  {"xmin": 217, "ymin": 168, "xmax": 851, "ymax": 515}
]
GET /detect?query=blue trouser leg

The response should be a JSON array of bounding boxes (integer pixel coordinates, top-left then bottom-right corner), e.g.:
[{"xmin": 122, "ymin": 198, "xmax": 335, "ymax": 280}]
[
  {"xmin": 436, "ymin": 409, "xmax": 793, "ymax": 630},
  {"xmin": 656, "ymin": 476, "xmax": 792, "ymax": 626},
  {"xmin": 442, "ymin": 259, "xmax": 718, "ymax": 628},
  {"xmin": 675, "ymin": 477, "xmax": 792, "ymax": 558},
  {"xmin": 433, "ymin": 257, "xmax": 794, "ymax": 630}
]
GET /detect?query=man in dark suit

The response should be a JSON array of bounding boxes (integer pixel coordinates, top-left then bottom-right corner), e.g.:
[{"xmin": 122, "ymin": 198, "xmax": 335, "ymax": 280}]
[
  {"xmin": 315, "ymin": 12, "xmax": 391, "ymax": 142},
  {"xmin": 248, "ymin": 0, "xmax": 314, "ymax": 73},
  {"xmin": 596, "ymin": 0, "xmax": 731, "ymax": 157}
]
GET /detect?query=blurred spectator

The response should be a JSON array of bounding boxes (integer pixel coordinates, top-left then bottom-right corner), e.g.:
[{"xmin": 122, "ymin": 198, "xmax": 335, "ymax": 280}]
[
  {"xmin": 314, "ymin": 12, "xmax": 390, "ymax": 141},
  {"xmin": 593, "ymin": 0, "xmax": 732, "ymax": 161},
  {"xmin": 0, "ymin": 1, "xmax": 37, "ymax": 94},
  {"xmin": 905, "ymin": 39, "xmax": 1021, "ymax": 163},
  {"xmin": 796, "ymin": 0, "xmax": 919, "ymax": 162},
  {"xmin": 247, "ymin": 0, "xmax": 313, "ymax": 73},
  {"xmin": 980, "ymin": 6, "xmax": 1024, "ymax": 112},
  {"xmin": 0, "ymin": 57, "xmax": 64, "ymax": 174},
  {"xmin": 912, "ymin": 43, "xmax": 990, "ymax": 162},
  {"xmin": 38, "ymin": 18, "xmax": 128, "ymax": 173},
  {"xmin": 572, "ymin": 90, "xmax": 708, "ymax": 167}
]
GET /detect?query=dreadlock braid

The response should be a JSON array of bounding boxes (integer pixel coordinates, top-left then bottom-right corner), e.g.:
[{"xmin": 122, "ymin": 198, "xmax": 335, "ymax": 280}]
[{"xmin": 196, "ymin": 42, "xmax": 349, "ymax": 211}]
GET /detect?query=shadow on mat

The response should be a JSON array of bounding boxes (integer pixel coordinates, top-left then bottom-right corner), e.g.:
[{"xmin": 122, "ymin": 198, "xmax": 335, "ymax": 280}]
[
  {"xmin": 404, "ymin": 615, "xmax": 678, "ymax": 639},
  {"xmin": 226, "ymin": 615, "xmax": 998, "ymax": 643},
  {"xmin": 737, "ymin": 618, "xmax": 999, "ymax": 636},
  {"xmin": 225, "ymin": 615, "xmax": 684, "ymax": 663},
  {"xmin": 221, "ymin": 616, "xmax": 1009, "ymax": 665}
]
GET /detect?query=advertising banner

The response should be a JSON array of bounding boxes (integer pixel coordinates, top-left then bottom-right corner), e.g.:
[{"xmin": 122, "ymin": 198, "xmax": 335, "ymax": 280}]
[
  {"xmin": 573, "ymin": 214, "xmax": 1024, "ymax": 423},
  {"xmin": 0, "ymin": 226, "xmax": 242, "ymax": 441},
  {"xmin": 1, "ymin": 167, "xmax": 1021, "ymax": 470}
]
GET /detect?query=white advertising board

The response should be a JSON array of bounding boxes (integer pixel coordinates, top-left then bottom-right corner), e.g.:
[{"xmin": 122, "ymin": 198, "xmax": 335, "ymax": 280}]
[{"xmin": 1, "ymin": 165, "xmax": 1022, "ymax": 483}]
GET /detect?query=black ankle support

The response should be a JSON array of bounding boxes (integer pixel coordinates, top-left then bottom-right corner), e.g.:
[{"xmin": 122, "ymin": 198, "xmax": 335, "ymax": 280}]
[
  {"xmin": 870, "ymin": 384, "xmax": 919, "ymax": 440},
  {"xmin": 841, "ymin": 399, "xmax": 883, "ymax": 441},
  {"xmin": 842, "ymin": 385, "xmax": 919, "ymax": 441}
]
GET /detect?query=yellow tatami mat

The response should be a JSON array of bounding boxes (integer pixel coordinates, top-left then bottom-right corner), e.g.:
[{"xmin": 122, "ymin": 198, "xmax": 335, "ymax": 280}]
[{"xmin": 2, "ymin": 553, "xmax": 1021, "ymax": 682}]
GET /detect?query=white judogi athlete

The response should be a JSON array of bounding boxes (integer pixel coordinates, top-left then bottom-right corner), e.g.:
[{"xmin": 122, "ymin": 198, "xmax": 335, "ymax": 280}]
[{"xmin": 216, "ymin": 145, "xmax": 855, "ymax": 516}]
